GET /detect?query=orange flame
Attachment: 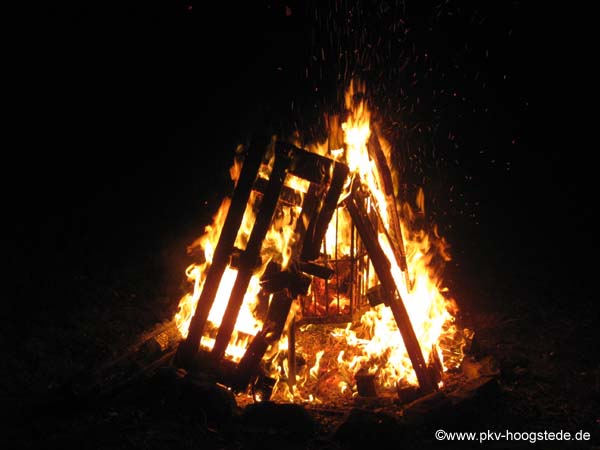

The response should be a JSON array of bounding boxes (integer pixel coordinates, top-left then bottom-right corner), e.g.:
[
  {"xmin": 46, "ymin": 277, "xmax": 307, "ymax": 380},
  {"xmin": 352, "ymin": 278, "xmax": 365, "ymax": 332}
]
[
  {"xmin": 326, "ymin": 81, "xmax": 459, "ymax": 392},
  {"xmin": 175, "ymin": 152, "xmax": 303, "ymax": 362},
  {"xmin": 174, "ymin": 81, "xmax": 464, "ymax": 401}
]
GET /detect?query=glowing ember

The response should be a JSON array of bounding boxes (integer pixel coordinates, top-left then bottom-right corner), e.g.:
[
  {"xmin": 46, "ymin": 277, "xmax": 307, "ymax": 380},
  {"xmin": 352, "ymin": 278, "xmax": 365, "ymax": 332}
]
[{"xmin": 174, "ymin": 81, "xmax": 464, "ymax": 402}]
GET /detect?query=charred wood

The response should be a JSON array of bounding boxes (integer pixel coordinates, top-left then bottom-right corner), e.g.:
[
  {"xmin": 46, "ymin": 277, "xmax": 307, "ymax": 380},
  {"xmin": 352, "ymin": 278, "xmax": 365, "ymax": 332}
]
[
  {"xmin": 355, "ymin": 369, "xmax": 377, "ymax": 397},
  {"xmin": 175, "ymin": 137, "xmax": 269, "ymax": 368},
  {"xmin": 367, "ymin": 131, "xmax": 410, "ymax": 284},
  {"xmin": 298, "ymin": 260, "xmax": 334, "ymax": 280},
  {"xmin": 252, "ymin": 176, "xmax": 303, "ymax": 206},
  {"xmin": 211, "ymin": 142, "xmax": 291, "ymax": 361},
  {"xmin": 345, "ymin": 184, "xmax": 437, "ymax": 394},
  {"xmin": 235, "ymin": 289, "xmax": 295, "ymax": 392},
  {"xmin": 301, "ymin": 161, "xmax": 349, "ymax": 261}
]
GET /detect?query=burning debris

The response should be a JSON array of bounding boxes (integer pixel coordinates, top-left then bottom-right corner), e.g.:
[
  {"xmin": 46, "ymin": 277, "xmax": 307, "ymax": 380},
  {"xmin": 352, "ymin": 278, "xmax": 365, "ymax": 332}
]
[{"xmin": 172, "ymin": 81, "xmax": 468, "ymax": 405}]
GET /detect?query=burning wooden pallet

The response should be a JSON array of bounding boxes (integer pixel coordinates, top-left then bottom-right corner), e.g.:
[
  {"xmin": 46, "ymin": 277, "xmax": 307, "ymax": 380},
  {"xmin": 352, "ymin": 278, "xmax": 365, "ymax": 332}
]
[{"xmin": 173, "ymin": 130, "xmax": 443, "ymax": 400}]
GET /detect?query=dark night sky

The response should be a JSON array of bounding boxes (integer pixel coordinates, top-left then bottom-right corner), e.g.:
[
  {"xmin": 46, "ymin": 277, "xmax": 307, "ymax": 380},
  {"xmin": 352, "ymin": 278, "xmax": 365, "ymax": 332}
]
[{"xmin": 5, "ymin": 1, "xmax": 594, "ymax": 309}]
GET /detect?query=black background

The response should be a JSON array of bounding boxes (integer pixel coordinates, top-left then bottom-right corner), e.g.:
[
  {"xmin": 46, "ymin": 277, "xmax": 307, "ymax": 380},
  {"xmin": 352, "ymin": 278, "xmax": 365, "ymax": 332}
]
[{"xmin": 5, "ymin": 1, "xmax": 594, "ymax": 314}]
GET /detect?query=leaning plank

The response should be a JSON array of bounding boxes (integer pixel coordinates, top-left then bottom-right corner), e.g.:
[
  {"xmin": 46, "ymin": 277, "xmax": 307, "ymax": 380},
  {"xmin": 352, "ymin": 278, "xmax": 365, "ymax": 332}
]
[
  {"xmin": 175, "ymin": 137, "xmax": 268, "ymax": 368},
  {"xmin": 345, "ymin": 187, "xmax": 436, "ymax": 394},
  {"xmin": 210, "ymin": 142, "xmax": 291, "ymax": 360},
  {"xmin": 367, "ymin": 131, "xmax": 410, "ymax": 290}
]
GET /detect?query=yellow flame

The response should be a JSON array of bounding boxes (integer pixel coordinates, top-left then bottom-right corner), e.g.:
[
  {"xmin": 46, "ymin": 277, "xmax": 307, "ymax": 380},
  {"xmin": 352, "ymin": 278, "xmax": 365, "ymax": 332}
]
[
  {"xmin": 174, "ymin": 81, "xmax": 463, "ymax": 400},
  {"xmin": 326, "ymin": 82, "xmax": 459, "ymax": 392},
  {"xmin": 175, "ymin": 152, "xmax": 304, "ymax": 362},
  {"xmin": 309, "ymin": 350, "xmax": 325, "ymax": 379}
]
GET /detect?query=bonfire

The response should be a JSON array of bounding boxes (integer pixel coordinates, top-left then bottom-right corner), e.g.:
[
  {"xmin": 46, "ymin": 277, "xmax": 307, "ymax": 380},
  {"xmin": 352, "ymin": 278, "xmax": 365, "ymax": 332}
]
[{"xmin": 173, "ymin": 81, "xmax": 467, "ymax": 404}]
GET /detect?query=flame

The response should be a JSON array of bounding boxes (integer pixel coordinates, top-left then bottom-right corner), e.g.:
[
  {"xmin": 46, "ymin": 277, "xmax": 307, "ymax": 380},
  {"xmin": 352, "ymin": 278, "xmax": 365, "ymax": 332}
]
[
  {"xmin": 309, "ymin": 350, "xmax": 325, "ymax": 379},
  {"xmin": 174, "ymin": 81, "xmax": 464, "ymax": 401},
  {"xmin": 342, "ymin": 80, "xmax": 371, "ymax": 175},
  {"xmin": 175, "ymin": 152, "xmax": 303, "ymax": 362},
  {"xmin": 328, "ymin": 81, "xmax": 459, "ymax": 391},
  {"xmin": 274, "ymin": 81, "xmax": 461, "ymax": 400}
]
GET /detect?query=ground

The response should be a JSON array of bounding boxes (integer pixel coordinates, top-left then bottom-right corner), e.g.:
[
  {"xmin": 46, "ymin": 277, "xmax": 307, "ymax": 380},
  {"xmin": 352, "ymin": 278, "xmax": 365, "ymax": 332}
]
[{"xmin": 2, "ymin": 172, "xmax": 598, "ymax": 449}]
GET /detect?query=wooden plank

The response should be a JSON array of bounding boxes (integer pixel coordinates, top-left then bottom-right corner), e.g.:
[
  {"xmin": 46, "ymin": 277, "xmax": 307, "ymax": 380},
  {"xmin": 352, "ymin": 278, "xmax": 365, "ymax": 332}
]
[
  {"xmin": 287, "ymin": 146, "xmax": 336, "ymax": 184},
  {"xmin": 301, "ymin": 161, "xmax": 350, "ymax": 261},
  {"xmin": 345, "ymin": 186, "xmax": 437, "ymax": 394},
  {"xmin": 234, "ymin": 289, "xmax": 294, "ymax": 392},
  {"xmin": 174, "ymin": 137, "xmax": 268, "ymax": 368},
  {"xmin": 210, "ymin": 142, "xmax": 291, "ymax": 360},
  {"xmin": 287, "ymin": 319, "xmax": 297, "ymax": 391},
  {"xmin": 367, "ymin": 132, "xmax": 410, "ymax": 284}
]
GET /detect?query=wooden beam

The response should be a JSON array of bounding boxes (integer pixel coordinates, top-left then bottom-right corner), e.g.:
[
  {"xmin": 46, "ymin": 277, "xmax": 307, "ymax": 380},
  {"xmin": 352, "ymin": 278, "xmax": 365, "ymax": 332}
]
[
  {"xmin": 301, "ymin": 161, "xmax": 349, "ymax": 261},
  {"xmin": 287, "ymin": 319, "xmax": 297, "ymax": 392},
  {"xmin": 345, "ymin": 186, "xmax": 437, "ymax": 394},
  {"xmin": 367, "ymin": 131, "xmax": 410, "ymax": 286}
]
